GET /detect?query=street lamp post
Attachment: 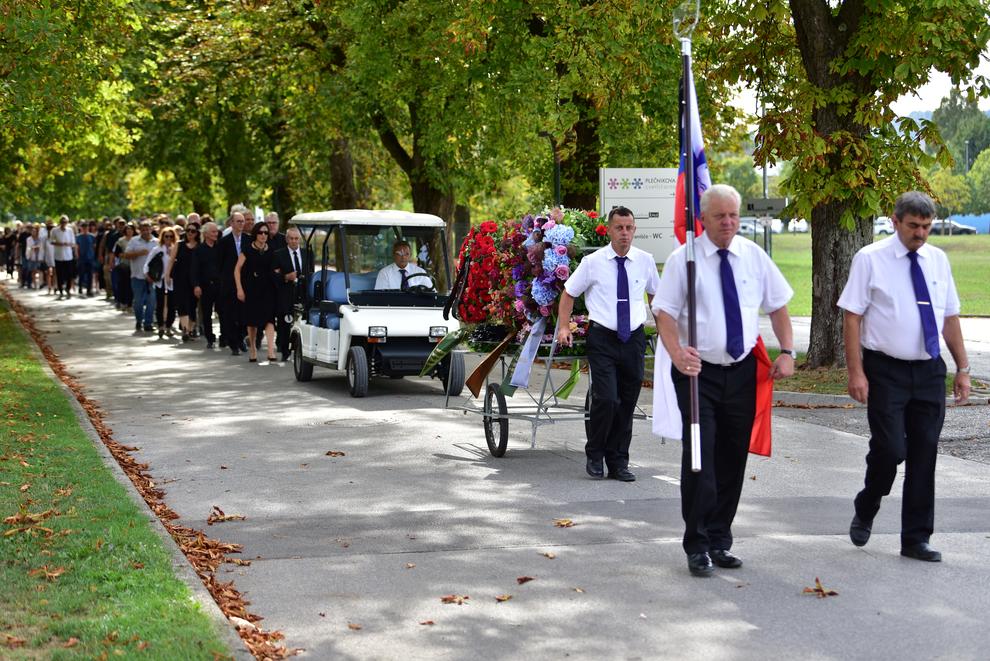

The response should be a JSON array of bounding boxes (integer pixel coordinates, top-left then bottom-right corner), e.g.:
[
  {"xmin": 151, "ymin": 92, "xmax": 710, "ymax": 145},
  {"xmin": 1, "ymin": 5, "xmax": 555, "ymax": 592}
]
[
  {"xmin": 538, "ymin": 131, "xmax": 562, "ymax": 207},
  {"xmin": 965, "ymin": 139, "xmax": 970, "ymax": 173}
]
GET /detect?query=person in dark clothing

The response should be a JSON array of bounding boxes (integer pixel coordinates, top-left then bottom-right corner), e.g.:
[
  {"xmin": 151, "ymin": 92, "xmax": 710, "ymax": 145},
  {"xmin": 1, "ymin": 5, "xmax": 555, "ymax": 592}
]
[
  {"xmin": 76, "ymin": 223, "xmax": 97, "ymax": 296},
  {"xmin": 167, "ymin": 224, "xmax": 200, "ymax": 342},
  {"xmin": 191, "ymin": 222, "xmax": 222, "ymax": 349},
  {"xmin": 272, "ymin": 227, "xmax": 310, "ymax": 361},
  {"xmin": 218, "ymin": 212, "xmax": 248, "ymax": 355},
  {"xmin": 234, "ymin": 221, "xmax": 278, "ymax": 363}
]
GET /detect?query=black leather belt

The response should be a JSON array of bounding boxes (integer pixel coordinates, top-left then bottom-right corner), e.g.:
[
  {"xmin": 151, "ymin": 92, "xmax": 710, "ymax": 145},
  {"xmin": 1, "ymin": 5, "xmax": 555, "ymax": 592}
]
[
  {"xmin": 863, "ymin": 348, "xmax": 936, "ymax": 366},
  {"xmin": 587, "ymin": 320, "xmax": 644, "ymax": 335}
]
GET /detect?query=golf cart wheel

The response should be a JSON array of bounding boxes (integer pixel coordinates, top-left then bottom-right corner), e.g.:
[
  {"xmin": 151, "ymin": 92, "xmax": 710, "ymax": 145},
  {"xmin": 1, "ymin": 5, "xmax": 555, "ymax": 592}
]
[
  {"xmin": 347, "ymin": 345, "xmax": 369, "ymax": 397},
  {"xmin": 442, "ymin": 351, "xmax": 465, "ymax": 397},
  {"xmin": 293, "ymin": 335, "xmax": 313, "ymax": 382},
  {"xmin": 584, "ymin": 390, "xmax": 593, "ymax": 442},
  {"xmin": 483, "ymin": 383, "xmax": 509, "ymax": 457}
]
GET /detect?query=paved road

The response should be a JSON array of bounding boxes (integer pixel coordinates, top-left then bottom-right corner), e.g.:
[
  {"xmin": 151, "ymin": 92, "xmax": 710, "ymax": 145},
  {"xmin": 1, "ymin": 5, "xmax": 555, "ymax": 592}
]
[{"xmin": 8, "ymin": 287, "xmax": 990, "ymax": 660}]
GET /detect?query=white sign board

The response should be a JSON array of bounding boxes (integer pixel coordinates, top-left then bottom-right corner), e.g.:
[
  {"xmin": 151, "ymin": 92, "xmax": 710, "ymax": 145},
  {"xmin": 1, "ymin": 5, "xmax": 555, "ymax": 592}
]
[{"xmin": 599, "ymin": 167, "xmax": 679, "ymax": 263}]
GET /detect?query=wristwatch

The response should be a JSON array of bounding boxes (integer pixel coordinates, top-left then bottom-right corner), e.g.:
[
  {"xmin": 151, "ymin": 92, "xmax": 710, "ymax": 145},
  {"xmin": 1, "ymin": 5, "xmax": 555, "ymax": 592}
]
[
  {"xmin": 957, "ymin": 365, "xmax": 971, "ymax": 374},
  {"xmin": 779, "ymin": 349, "xmax": 796, "ymax": 358}
]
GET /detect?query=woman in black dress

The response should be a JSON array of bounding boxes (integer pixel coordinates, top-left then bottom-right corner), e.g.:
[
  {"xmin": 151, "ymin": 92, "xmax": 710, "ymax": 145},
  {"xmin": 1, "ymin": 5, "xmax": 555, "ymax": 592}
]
[
  {"xmin": 234, "ymin": 221, "xmax": 277, "ymax": 362},
  {"xmin": 166, "ymin": 224, "xmax": 200, "ymax": 342}
]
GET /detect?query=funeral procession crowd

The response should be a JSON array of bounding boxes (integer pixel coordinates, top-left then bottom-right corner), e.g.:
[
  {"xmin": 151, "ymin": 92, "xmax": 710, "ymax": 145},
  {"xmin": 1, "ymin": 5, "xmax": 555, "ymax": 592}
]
[{"xmin": 0, "ymin": 186, "xmax": 972, "ymax": 578}]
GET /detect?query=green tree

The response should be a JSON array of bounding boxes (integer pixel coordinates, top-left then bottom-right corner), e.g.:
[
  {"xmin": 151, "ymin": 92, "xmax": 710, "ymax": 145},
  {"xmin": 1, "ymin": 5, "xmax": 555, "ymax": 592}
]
[
  {"xmin": 928, "ymin": 168, "xmax": 972, "ymax": 217},
  {"xmin": 709, "ymin": 0, "xmax": 990, "ymax": 366},
  {"xmin": 931, "ymin": 88, "xmax": 990, "ymax": 173},
  {"xmin": 966, "ymin": 149, "xmax": 990, "ymax": 213}
]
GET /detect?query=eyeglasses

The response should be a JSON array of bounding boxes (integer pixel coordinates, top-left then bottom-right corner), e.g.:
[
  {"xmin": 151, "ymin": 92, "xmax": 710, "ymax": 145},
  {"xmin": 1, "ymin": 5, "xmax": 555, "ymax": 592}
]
[{"xmin": 257, "ymin": 231, "xmax": 269, "ymax": 236}]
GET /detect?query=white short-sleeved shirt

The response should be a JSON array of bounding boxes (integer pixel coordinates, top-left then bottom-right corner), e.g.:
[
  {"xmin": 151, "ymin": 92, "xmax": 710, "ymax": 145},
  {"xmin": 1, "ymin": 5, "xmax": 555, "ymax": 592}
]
[
  {"xmin": 126, "ymin": 236, "xmax": 159, "ymax": 277},
  {"xmin": 375, "ymin": 262, "xmax": 426, "ymax": 289},
  {"xmin": 837, "ymin": 235, "xmax": 960, "ymax": 361},
  {"xmin": 653, "ymin": 233, "xmax": 793, "ymax": 364},
  {"xmin": 564, "ymin": 244, "xmax": 660, "ymax": 332},
  {"xmin": 49, "ymin": 226, "xmax": 76, "ymax": 261}
]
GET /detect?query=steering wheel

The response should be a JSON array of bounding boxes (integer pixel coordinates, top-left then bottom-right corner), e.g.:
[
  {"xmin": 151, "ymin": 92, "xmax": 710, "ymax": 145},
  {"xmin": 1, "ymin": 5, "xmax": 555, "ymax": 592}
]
[{"xmin": 404, "ymin": 272, "xmax": 435, "ymax": 292}]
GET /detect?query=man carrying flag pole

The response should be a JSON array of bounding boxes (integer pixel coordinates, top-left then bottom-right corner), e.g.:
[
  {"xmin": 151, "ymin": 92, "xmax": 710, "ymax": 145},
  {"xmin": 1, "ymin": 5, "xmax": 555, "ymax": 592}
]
[{"xmin": 653, "ymin": 184, "xmax": 796, "ymax": 577}]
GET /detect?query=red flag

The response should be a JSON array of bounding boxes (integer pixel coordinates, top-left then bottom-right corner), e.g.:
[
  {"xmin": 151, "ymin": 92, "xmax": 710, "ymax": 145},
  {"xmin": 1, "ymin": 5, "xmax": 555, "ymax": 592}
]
[
  {"xmin": 674, "ymin": 67, "xmax": 710, "ymax": 244},
  {"xmin": 749, "ymin": 336, "xmax": 774, "ymax": 456}
]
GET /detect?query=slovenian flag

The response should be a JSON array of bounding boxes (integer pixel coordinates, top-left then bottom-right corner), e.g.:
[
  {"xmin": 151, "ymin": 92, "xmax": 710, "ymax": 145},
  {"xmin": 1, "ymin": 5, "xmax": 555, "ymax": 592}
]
[
  {"xmin": 654, "ymin": 67, "xmax": 774, "ymax": 457},
  {"xmin": 673, "ymin": 69, "xmax": 710, "ymax": 245}
]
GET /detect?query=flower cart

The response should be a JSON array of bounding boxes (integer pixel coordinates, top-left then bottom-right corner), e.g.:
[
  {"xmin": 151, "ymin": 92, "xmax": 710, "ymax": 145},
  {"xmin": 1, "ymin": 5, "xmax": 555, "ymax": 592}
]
[{"xmin": 423, "ymin": 209, "xmax": 654, "ymax": 457}]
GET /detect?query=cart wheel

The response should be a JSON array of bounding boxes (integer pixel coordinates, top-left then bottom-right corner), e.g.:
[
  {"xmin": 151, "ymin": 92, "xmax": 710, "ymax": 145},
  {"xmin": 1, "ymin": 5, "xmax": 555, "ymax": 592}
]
[
  {"xmin": 584, "ymin": 390, "xmax": 593, "ymax": 441},
  {"xmin": 347, "ymin": 346, "xmax": 369, "ymax": 397},
  {"xmin": 293, "ymin": 335, "xmax": 313, "ymax": 382},
  {"xmin": 442, "ymin": 351, "xmax": 465, "ymax": 397},
  {"xmin": 483, "ymin": 383, "xmax": 508, "ymax": 457}
]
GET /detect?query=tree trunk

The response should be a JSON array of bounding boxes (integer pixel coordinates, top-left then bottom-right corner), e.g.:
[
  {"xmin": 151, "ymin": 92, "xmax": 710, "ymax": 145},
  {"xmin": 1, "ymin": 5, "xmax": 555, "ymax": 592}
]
[
  {"xmin": 806, "ymin": 200, "xmax": 872, "ymax": 368},
  {"xmin": 560, "ymin": 95, "xmax": 600, "ymax": 211},
  {"xmin": 329, "ymin": 137, "xmax": 361, "ymax": 209}
]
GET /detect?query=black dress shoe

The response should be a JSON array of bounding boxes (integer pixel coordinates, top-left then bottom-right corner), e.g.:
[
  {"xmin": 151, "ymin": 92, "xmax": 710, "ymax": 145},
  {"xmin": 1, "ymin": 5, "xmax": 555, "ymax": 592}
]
[
  {"xmin": 849, "ymin": 514, "xmax": 873, "ymax": 547},
  {"xmin": 901, "ymin": 542, "xmax": 941, "ymax": 562},
  {"xmin": 710, "ymin": 549, "xmax": 743, "ymax": 568},
  {"xmin": 585, "ymin": 458, "xmax": 604, "ymax": 479},
  {"xmin": 607, "ymin": 468, "xmax": 636, "ymax": 482},
  {"xmin": 281, "ymin": 353, "xmax": 290, "ymax": 362},
  {"xmin": 687, "ymin": 552, "xmax": 714, "ymax": 577}
]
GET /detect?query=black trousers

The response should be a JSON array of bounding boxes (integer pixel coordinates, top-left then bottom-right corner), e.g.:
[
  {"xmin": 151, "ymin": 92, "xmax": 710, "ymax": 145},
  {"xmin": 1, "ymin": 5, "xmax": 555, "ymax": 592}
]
[
  {"xmin": 219, "ymin": 287, "xmax": 244, "ymax": 348},
  {"xmin": 155, "ymin": 286, "xmax": 176, "ymax": 329},
  {"xmin": 855, "ymin": 350, "xmax": 946, "ymax": 546},
  {"xmin": 199, "ymin": 281, "xmax": 219, "ymax": 342},
  {"xmin": 54, "ymin": 259, "xmax": 74, "ymax": 292},
  {"xmin": 673, "ymin": 352, "xmax": 756, "ymax": 555},
  {"xmin": 585, "ymin": 323, "xmax": 646, "ymax": 471},
  {"xmin": 276, "ymin": 312, "xmax": 293, "ymax": 357}
]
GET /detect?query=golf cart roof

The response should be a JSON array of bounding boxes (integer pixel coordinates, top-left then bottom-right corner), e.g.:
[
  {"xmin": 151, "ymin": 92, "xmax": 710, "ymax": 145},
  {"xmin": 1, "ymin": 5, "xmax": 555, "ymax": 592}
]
[{"xmin": 290, "ymin": 209, "xmax": 445, "ymax": 228}]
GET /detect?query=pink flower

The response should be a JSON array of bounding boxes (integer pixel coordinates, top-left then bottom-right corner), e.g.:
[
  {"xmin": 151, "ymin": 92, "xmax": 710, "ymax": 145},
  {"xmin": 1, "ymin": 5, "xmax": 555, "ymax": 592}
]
[
  {"xmin": 542, "ymin": 220, "xmax": 556, "ymax": 231},
  {"xmin": 554, "ymin": 244, "xmax": 568, "ymax": 256},
  {"xmin": 554, "ymin": 264, "xmax": 570, "ymax": 280},
  {"xmin": 539, "ymin": 305, "xmax": 551, "ymax": 316},
  {"xmin": 514, "ymin": 300, "xmax": 526, "ymax": 312}
]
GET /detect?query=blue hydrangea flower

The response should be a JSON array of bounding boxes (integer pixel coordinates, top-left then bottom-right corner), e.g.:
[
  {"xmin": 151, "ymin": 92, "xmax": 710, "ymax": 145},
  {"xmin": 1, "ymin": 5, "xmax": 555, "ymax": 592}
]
[{"xmin": 544, "ymin": 225, "xmax": 575, "ymax": 246}]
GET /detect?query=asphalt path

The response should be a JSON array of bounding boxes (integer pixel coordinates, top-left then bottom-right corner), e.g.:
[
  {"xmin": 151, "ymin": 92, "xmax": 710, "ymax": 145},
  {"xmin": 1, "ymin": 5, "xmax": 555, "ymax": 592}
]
[{"xmin": 8, "ymin": 286, "xmax": 990, "ymax": 660}]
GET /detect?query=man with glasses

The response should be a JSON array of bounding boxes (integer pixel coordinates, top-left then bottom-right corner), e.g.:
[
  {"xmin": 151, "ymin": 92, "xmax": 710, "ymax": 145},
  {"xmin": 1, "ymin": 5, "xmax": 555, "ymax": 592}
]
[
  {"xmin": 375, "ymin": 240, "xmax": 425, "ymax": 290},
  {"xmin": 265, "ymin": 212, "xmax": 286, "ymax": 252},
  {"xmin": 273, "ymin": 227, "xmax": 309, "ymax": 361}
]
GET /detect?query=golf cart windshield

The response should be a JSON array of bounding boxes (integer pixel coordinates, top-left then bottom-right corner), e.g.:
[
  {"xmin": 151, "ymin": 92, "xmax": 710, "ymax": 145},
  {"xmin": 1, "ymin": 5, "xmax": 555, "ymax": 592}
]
[{"xmin": 343, "ymin": 224, "xmax": 449, "ymax": 306}]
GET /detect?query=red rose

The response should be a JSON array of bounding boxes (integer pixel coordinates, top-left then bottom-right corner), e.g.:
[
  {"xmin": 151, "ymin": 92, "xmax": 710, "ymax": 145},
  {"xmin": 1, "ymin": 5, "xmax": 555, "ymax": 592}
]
[
  {"xmin": 587, "ymin": 211, "xmax": 599, "ymax": 219},
  {"xmin": 480, "ymin": 220, "xmax": 498, "ymax": 233},
  {"xmin": 595, "ymin": 224, "xmax": 608, "ymax": 236}
]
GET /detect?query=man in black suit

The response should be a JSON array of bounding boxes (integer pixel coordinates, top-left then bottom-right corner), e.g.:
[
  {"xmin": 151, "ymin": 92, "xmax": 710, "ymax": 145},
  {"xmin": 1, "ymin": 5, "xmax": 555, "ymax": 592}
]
[
  {"xmin": 273, "ymin": 227, "xmax": 309, "ymax": 361},
  {"xmin": 218, "ymin": 211, "xmax": 248, "ymax": 355},
  {"xmin": 191, "ymin": 221, "xmax": 222, "ymax": 348},
  {"xmin": 265, "ymin": 212, "xmax": 286, "ymax": 252}
]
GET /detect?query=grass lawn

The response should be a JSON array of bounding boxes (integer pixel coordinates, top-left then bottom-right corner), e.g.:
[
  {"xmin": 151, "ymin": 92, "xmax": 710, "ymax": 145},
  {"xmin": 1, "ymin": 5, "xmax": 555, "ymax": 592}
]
[
  {"xmin": 767, "ymin": 233, "xmax": 990, "ymax": 317},
  {"xmin": 0, "ymin": 299, "xmax": 232, "ymax": 659}
]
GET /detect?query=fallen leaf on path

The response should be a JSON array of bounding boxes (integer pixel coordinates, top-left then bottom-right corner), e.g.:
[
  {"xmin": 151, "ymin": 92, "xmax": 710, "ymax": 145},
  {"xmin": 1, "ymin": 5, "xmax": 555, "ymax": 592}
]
[
  {"xmin": 54, "ymin": 487, "xmax": 73, "ymax": 497},
  {"xmin": 750, "ymin": 475, "xmax": 757, "ymax": 481},
  {"xmin": 63, "ymin": 637, "xmax": 80, "ymax": 648},
  {"xmin": 405, "ymin": 563, "xmax": 416, "ymax": 569},
  {"xmin": 553, "ymin": 518, "xmax": 574, "ymax": 528},
  {"xmin": 28, "ymin": 565, "xmax": 66, "ymax": 581},
  {"xmin": 229, "ymin": 616, "xmax": 257, "ymax": 631},
  {"xmin": 220, "ymin": 465, "xmax": 228, "ymax": 470},
  {"xmin": 573, "ymin": 587, "xmax": 585, "ymax": 593},
  {"xmin": 325, "ymin": 451, "xmax": 346, "ymax": 457},
  {"xmin": 19, "ymin": 483, "xmax": 30, "ymax": 492},
  {"xmin": 516, "ymin": 576, "xmax": 535, "ymax": 585},
  {"xmin": 419, "ymin": 620, "xmax": 435, "ymax": 626},
  {"xmin": 347, "ymin": 623, "xmax": 362, "ymax": 631},
  {"xmin": 440, "ymin": 595, "xmax": 469, "ymax": 605},
  {"xmin": 542, "ymin": 551, "xmax": 556, "ymax": 559},
  {"xmin": 495, "ymin": 594, "xmax": 512, "ymax": 602},
  {"xmin": 227, "ymin": 558, "xmax": 252, "ymax": 566},
  {"xmin": 207, "ymin": 506, "xmax": 245, "ymax": 525},
  {"xmin": 131, "ymin": 562, "xmax": 144, "ymax": 570},
  {"xmin": 4, "ymin": 634, "xmax": 27, "ymax": 648},
  {"xmin": 803, "ymin": 577, "xmax": 839, "ymax": 598}
]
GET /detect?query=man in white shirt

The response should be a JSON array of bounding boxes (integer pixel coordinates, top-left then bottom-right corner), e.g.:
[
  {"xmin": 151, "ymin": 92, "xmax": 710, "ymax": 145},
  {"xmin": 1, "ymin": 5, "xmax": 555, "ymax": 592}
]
[
  {"xmin": 375, "ymin": 240, "xmax": 426, "ymax": 290},
  {"xmin": 653, "ymin": 184, "xmax": 795, "ymax": 577},
  {"xmin": 838, "ymin": 191, "xmax": 970, "ymax": 563},
  {"xmin": 123, "ymin": 221, "xmax": 159, "ymax": 332},
  {"xmin": 49, "ymin": 215, "xmax": 77, "ymax": 299},
  {"xmin": 557, "ymin": 206, "xmax": 661, "ymax": 483}
]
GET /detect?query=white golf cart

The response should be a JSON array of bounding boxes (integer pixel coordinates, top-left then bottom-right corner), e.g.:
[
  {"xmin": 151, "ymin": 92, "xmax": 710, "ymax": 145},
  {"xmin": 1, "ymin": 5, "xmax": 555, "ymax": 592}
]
[{"xmin": 289, "ymin": 209, "xmax": 465, "ymax": 397}]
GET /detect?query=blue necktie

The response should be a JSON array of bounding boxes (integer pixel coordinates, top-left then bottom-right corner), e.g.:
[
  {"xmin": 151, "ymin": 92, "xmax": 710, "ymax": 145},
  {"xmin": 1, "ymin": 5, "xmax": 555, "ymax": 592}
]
[
  {"xmin": 399, "ymin": 268, "xmax": 409, "ymax": 290},
  {"xmin": 907, "ymin": 251, "xmax": 940, "ymax": 359},
  {"xmin": 615, "ymin": 256, "xmax": 630, "ymax": 343},
  {"xmin": 718, "ymin": 249, "xmax": 744, "ymax": 359}
]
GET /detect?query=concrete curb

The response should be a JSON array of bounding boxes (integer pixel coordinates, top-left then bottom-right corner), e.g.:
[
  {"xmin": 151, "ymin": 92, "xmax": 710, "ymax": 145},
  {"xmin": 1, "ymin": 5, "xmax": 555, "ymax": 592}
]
[{"xmin": 1, "ymin": 296, "xmax": 253, "ymax": 660}]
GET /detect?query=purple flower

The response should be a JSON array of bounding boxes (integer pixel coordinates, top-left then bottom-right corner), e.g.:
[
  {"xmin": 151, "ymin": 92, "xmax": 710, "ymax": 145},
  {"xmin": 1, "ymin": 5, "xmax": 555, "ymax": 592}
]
[
  {"xmin": 514, "ymin": 282, "xmax": 527, "ymax": 297},
  {"xmin": 554, "ymin": 264, "xmax": 570, "ymax": 280}
]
